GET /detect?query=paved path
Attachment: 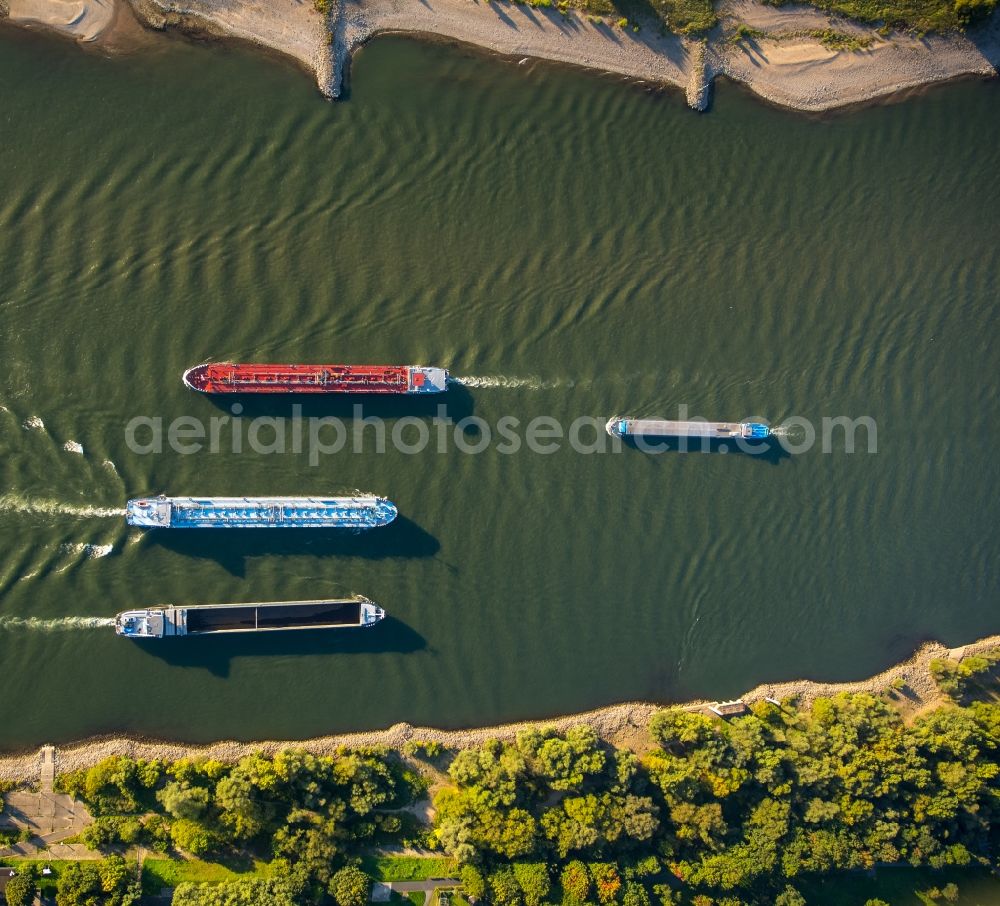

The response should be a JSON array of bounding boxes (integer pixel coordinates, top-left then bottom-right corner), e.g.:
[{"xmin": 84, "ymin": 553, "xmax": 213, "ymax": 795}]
[
  {"xmin": 384, "ymin": 879, "xmax": 460, "ymax": 906},
  {"xmin": 0, "ymin": 746, "xmax": 94, "ymax": 857}
]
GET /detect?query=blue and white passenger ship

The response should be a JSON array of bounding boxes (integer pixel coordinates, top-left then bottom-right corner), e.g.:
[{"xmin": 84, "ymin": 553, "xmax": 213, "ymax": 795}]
[{"xmin": 126, "ymin": 495, "xmax": 398, "ymax": 529}]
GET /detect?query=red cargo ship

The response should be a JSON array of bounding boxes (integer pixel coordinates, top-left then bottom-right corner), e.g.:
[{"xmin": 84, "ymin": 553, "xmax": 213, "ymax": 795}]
[{"xmin": 183, "ymin": 363, "xmax": 449, "ymax": 395}]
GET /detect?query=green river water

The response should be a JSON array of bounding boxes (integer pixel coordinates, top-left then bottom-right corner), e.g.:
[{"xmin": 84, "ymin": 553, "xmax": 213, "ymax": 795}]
[{"xmin": 0, "ymin": 26, "xmax": 998, "ymax": 749}]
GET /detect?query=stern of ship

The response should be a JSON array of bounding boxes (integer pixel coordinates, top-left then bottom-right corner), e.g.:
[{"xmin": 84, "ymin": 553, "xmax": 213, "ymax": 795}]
[
  {"xmin": 407, "ymin": 366, "xmax": 449, "ymax": 393},
  {"xmin": 126, "ymin": 497, "xmax": 173, "ymax": 528},
  {"xmin": 115, "ymin": 610, "xmax": 165, "ymax": 638}
]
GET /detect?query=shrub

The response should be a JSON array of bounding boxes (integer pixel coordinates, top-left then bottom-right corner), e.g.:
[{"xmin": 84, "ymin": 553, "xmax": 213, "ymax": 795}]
[
  {"xmin": 560, "ymin": 861, "xmax": 591, "ymax": 903},
  {"xmin": 460, "ymin": 865, "xmax": 487, "ymax": 900},
  {"xmin": 329, "ymin": 866, "xmax": 372, "ymax": 906},
  {"xmin": 4, "ymin": 869, "xmax": 35, "ymax": 906}
]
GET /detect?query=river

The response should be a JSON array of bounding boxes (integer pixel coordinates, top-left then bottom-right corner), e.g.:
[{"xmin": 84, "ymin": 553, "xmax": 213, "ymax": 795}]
[{"xmin": 0, "ymin": 26, "xmax": 997, "ymax": 748}]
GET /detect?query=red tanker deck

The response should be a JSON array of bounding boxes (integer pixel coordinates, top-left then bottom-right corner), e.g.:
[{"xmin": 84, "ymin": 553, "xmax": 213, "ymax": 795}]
[{"xmin": 183, "ymin": 363, "xmax": 449, "ymax": 395}]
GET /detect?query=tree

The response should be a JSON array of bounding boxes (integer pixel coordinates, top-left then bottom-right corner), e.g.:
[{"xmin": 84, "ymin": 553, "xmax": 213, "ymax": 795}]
[
  {"xmin": 621, "ymin": 881, "xmax": 651, "ymax": 906},
  {"xmin": 460, "ymin": 865, "xmax": 487, "ymax": 900},
  {"xmin": 97, "ymin": 857, "xmax": 131, "ymax": 894},
  {"xmin": 588, "ymin": 864, "xmax": 621, "ymax": 905},
  {"xmin": 652, "ymin": 884, "xmax": 681, "ymax": 906},
  {"xmin": 560, "ymin": 861, "xmax": 591, "ymax": 905},
  {"xmin": 4, "ymin": 869, "xmax": 35, "ymax": 906},
  {"xmin": 774, "ymin": 886, "xmax": 806, "ymax": 906},
  {"xmin": 488, "ymin": 867, "xmax": 523, "ymax": 906},
  {"xmin": 157, "ymin": 781, "xmax": 210, "ymax": 821},
  {"xmin": 170, "ymin": 818, "xmax": 218, "ymax": 856},
  {"xmin": 329, "ymin": 866, "xmax": 371, "ymax": 906},
  {"xmin": 512, "ymin": 863, "xmax": 550, "ymax": 906},
  {"xmin": 172, "ymin": 879, "xmax": 297, "ymax": 906},
  {"xmin": 56, "ymin": 859, "xmax": 139, "ymax": 906}
]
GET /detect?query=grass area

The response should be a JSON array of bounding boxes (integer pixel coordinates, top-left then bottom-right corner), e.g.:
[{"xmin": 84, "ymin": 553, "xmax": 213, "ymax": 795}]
[
  {"xmin": 763, "ymin": 0, "xmax": 995, "ymax": 33},
  {"xmin": 799, "ymin": 866, "xmax": 1000, "ymax": 905},
  {"xmin": 809, "ymin": 27, "xmax": 875, "ymax": 48},
  {"xmin": 502, "ymin": 0, "xmax": 716, "ymax": 35},
  {"xmin": 0, "ymin": 859, "xmax": 78, "ymax": 891},
  {"xmin": 361, "ymin": 854, "xmax": 458, "ymax": 882},
  {"xmin": 728, "ymin": 21, "xmax": 767, "ymax": 41},
  {"xmin": 140, "ymin": 857, "xmax": 273, "ymax": 894}
]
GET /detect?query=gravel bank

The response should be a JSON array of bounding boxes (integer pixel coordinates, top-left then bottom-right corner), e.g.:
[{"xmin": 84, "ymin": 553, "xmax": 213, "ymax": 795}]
[
  {"xmin": 2, "ymin": 0, "xmax": 996, "ymax": 110},
  {"xmin": 0, "ymin": 634, "xmax": 996, "ymax": 784},
  {"xmin": 126, "ymin": 0, "xmax": 335, "ymax": 95}
]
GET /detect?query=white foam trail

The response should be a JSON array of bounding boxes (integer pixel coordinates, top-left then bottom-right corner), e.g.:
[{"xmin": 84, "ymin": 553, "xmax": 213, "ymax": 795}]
[
  {"xmin": 22, "ymin": 415, "xmax": 44, "ymax": 431},
  {"xmin": 450, "ymin": 375, "xmax": 560, "ymax": 390},
  {"xmin": 59, "ymin": 542, "xmax": 114, "ymax": 560},
  {"xmin": 63, "ymin": 440, "xmax": 84, "ymax": 455},
  {"xmin": 0, "ymin": 495, "xmax": 124, "ymax": 519},
  {"xmin": 0, "ymin": 616, "xmax": 114, "ymax": 632}
]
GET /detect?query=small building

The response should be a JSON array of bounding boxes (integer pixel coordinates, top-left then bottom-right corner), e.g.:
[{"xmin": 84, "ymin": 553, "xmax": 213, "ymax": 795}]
[{"xmin": 709, "ymin": 700, "xmax": 748, "ymax": 718}]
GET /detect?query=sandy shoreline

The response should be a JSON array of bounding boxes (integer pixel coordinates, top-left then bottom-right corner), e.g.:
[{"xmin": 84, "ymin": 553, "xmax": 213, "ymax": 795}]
[
  {"xmin": 0, "ymin": 634, "xmax": 996, "ymax": 784},
  {"xmin": 1, "ymin": 0, "xmax": 996, "ymax": 109}
]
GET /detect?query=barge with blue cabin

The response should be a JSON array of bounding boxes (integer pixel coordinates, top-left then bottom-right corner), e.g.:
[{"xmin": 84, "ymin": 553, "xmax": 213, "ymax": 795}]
[
  {"xmin": 126, "ymin": 495, "xmax": 397, "ymax": 529},
  {"xmin": 115, "ymin": 597, "xmax": 385, "ymax": 638},
  {"xmin": 606, "ymin": 418, "xmax": 771, "ymax": 440}
]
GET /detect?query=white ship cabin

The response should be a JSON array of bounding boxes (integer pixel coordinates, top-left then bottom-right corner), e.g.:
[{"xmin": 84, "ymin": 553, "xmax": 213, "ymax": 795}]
[
  {"xmin": 115, "ymin": 610, "xmax": 166, "ymax": 638},
  {"xmin": 126, "ymin": 497, "xmax": 172, "ymax": 527}
]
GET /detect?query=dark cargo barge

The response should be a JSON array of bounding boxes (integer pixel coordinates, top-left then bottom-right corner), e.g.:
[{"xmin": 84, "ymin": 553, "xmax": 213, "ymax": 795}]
[{"xmin": 115, "ymin": 597, "xmax": 384, "ymax": 638}]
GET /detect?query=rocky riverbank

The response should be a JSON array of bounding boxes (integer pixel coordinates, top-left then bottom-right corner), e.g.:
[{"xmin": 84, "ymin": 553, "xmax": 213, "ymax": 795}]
[
  {"xmin": 0, "ymin": 634, "xmax": 996, "ymax": 784},
  {"xmin": 1, "ymin": 0, "xmax": 996, "ymax": 110}
]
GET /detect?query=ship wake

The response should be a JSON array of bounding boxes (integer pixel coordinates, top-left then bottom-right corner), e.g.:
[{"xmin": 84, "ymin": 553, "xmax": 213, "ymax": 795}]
[
  {"xmin": 449, "ymin": 374, "xmax": 563, "ymax": 390},
  {"xmin": 0, "ymin": 616, "xmax": 115, "ymax": 632},
  {"xmin": 0, "ymin": 495, "xmax": 125, "ymax": 519}
]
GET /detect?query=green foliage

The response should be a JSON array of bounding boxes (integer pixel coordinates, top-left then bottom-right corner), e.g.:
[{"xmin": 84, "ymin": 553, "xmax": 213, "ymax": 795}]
[
  {"xmin": 433, "ymin": 697, "xmax": 1000, "ymax": 900},
  {"xmin": 729, "ymin": 23, "xmax": 766, "ymax": 42},
  {"xmin": 512, "ymin": 862, "xmax": 550, "ymax": 906},
  {"xmin": 171, "ymin": 878, "xmax": 297, "ymax": 906},
  {"xmin": 646, "ymin": 0, "xmax": 717, "ymax": 32},
  {"xmin": 4, "ymin": 868, "xmax": 35, "ymax": 906},
  {"xmin": 931, "ymin": 656, "xmax": 997, "ymax": 701},
  {"xmin": 62, "ymin": 749, "xmax": 410, "ymax": 896},
  {"xmin": 559, "ymin": 860, "xmax": 591, "ymax": 904},
  {"xmin": 80, "ymin": 815, "xmax": 145, "ymax": 851},
  {"xmin": 621, "ymin": 880, "xmax": 651, "ymax": 906},
  {"xmin": 809, "ymin": 28, "xmax": 874, "ymax": 49},
  {"xmin": 52, "ymin": 691, "xmax": 1000, "ymax": 904},
  {"xmin": 588, "ymin": 863, "xmax": 622, "ymax": 904},
  {"xmin": 765, "ymin": 0, "xmax": 995, "ymax": 31},
  {"xmin": 55, "ymin": 858, "xmax": 139, "ymax": 906},
  {"xmin": 329, "ymin": 865, "xmax": 371, "ymax": 906},
  {"xmin": 402, "ymin": 740, "xmax": 445, "ymax": 761},
  {"xmin": 313, "ymin": 0, "xmax": 334, "ymax": 14},
  {"xmin": 488, "ymin": 866, "xmax": 523, "ymax": 906},
  {"xmin": 774, "ymin": 886, "xmax": 807, "ymax": 906},
  {"xmin": 459, "ymin": 864, "xmax": 487, "ymax": 899},
  {"xmin": 56, "ymin": 757, "xmax": 161, "ymax": 815}
]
